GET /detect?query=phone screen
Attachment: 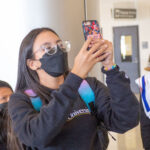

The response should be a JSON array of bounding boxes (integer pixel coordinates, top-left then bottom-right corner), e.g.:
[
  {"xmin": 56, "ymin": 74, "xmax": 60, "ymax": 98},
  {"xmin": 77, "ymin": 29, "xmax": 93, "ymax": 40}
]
[{"xmin": 82, "ymin": 20, "xmax": 102, "ymax": 40}]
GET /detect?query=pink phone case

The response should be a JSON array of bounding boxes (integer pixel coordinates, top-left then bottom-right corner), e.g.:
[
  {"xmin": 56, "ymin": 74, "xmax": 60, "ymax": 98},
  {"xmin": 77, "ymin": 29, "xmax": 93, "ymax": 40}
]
[{"xmin": 82, "ymin": 20, "xmax": 102, "ymax": 40}]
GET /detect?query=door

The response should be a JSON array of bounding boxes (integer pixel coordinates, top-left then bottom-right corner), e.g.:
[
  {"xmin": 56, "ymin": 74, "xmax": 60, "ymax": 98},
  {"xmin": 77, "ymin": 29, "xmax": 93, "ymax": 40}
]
[{"xmin": 113, "ymin": 26, "xmax": 140, "ymax": 93}]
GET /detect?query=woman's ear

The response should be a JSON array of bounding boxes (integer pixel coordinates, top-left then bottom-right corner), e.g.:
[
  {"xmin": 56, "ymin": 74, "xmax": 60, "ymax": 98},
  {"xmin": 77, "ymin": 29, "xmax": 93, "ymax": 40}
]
[{"xmin": 27, "ymin": 59, "xmax": 41, "ymax": 71}]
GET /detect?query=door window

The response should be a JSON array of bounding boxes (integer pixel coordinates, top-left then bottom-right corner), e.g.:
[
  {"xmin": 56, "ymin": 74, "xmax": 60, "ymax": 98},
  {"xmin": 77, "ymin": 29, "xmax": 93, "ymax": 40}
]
[{"xmin": 120, "ymin": 35, "xmax": 133, "ymax": 62}]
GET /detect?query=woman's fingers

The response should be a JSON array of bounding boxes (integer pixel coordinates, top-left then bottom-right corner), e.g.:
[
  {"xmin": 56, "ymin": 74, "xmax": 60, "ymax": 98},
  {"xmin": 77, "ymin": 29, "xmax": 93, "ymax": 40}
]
[
  {"xmin": 89, "ymin": 43, "xmax": 108, "ymax": 59},
  {"xmin": 88, "ymin": 39, "xmax": 105, "ymax": 54},
  {"xmin": 95, "ymin": 52, "xmax": 110, "ymax": 62},
  {"xmin": 80, "ymin": 38, "xmax": 93, "ymax": 52},
  {"xmin": 101, "ymin": 40, "xmax": 114, "ymax": 67},
  {"xmin": 71, "ymin": 38, "xmax": 113, "ymax": 79}
]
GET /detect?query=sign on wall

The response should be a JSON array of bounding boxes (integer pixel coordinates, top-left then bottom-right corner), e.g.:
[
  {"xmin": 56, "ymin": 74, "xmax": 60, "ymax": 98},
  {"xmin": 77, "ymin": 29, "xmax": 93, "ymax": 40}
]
[{"xmin": 113, "ymin": 8, "xmax": 136, "ymax": 19}]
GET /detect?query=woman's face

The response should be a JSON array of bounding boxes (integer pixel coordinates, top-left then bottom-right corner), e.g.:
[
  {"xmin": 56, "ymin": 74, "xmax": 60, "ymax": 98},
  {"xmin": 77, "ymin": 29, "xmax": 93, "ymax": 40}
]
[
  {"xmin": 27, "ymin": 30, "xmax": 61, "ymax": 71},
  {"xmin": 0, "ymin": 87, "xmax": 13, "ymax": 104},
  {"xmin": 27, "ymin": 29, "xmax": 69, "ymax": 87},
  {"xmin": 33, "ymin": 31, "xmax": 60, "ymax": 60}
]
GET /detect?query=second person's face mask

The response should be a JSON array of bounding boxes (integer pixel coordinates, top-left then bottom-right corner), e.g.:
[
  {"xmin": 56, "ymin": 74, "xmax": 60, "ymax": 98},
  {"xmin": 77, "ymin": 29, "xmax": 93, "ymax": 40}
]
[
  {"xmin": 39, "ymin": 46, "xmax": 69, "ymax": 77},
  {"xmin": 0, "ymin": 102, "xmax": 8, "ymax": 111}
]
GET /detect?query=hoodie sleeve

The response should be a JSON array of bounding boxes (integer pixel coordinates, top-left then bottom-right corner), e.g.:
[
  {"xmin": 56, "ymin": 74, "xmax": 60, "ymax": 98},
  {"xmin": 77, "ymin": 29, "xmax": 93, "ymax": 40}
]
[
  {"xmin": 8, "ymin": 73, "xmax": 83, "ymax": 148},
  {"xmin": 87, "ymin": 66, "xmax": 140, "ymax": 133},
  {"xmin": 140, "ymin": 98, "xmax": 150, "ymax": 150}
]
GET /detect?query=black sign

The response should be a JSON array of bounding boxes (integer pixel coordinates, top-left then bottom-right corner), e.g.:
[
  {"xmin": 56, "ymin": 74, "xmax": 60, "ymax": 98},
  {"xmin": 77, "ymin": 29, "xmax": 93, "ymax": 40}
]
[{"xmin": 114, "ymin": 8, "xmax": 136, "ymax": 19}]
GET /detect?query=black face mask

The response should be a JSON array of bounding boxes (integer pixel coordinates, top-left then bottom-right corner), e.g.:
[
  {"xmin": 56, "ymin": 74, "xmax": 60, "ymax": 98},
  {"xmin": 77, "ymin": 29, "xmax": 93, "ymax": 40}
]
[
  {"xmin": 0, "ymin": 102, "xmax": 8, "ymax": 111},
  {"xmin": 39, "ymin": 46, "xmax": 69, "ymax": 77}
]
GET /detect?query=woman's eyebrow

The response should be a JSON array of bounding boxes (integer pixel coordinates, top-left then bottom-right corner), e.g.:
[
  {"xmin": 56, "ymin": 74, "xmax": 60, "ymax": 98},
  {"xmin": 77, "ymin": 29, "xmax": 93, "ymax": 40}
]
[
  {"xmin": 41, "ymin": 42, "xmax": 51, "ymax": 46},
  {"xmin": 56, "ymin": 39, "xmax": 61, "ymax": 43},
  {"xmin": 41, "ymin": 40, "xmax": 61, "ymax": 46},
  {"xmin": 0, "ymin": 96, "xmax": 6, "ymax": 100}
]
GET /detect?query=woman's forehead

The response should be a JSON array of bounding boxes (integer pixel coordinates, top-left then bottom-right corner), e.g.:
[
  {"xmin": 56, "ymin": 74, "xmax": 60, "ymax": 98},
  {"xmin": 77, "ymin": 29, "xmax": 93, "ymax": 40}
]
[
  {"xmin": 33, "ymin": 31, "xmax": 60, "ymax": 51},
  {"xmin": 0, "ymin": 87, "xmax": 13, "ymax": 96}
]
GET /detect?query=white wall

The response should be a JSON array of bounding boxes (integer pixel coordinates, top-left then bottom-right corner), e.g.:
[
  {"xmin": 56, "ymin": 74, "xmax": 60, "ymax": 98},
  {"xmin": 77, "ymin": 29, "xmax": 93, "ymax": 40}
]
[
  {"xmin": 0, "ymin": 0, "xmax": 26, "ymax": 89},
  {"xmin": 138, "ymin": 0, "xmax": 150, "ymax": 75},
  {"xmin": 0, "ymin": 0, "xmax": 85, "ymax": 89},
  {"xmin": 99, "ymin": 1, "xmax": 150, "ymax": 149}
]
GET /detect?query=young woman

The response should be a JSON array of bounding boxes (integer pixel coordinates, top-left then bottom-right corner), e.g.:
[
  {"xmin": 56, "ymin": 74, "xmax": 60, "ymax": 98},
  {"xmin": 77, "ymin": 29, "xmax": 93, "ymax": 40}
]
[
  {"xmin": 0, "ymin": 80, "xmax": 13, "ymax": 150},
  {"xmin": 8, "ymin": 27, "xmax": 139, "ymax": 150}
]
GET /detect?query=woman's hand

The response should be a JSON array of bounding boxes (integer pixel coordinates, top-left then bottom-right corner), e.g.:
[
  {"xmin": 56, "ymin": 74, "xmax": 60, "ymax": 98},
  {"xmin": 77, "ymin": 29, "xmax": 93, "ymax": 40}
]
[
  {"xmin": 71, "ymin": 38, "xmax": 109, "ymax": 78},
  {"xmin": 100, "ymin": 40, "xmax": 114, "ymax": 69}
]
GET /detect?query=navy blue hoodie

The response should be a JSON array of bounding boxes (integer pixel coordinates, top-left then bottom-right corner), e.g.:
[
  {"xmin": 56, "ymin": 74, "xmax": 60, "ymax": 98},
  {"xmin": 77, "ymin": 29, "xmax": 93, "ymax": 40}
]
[{"xmin": 8, "ymin": 66, "xmax": 140, "ymax": 150}]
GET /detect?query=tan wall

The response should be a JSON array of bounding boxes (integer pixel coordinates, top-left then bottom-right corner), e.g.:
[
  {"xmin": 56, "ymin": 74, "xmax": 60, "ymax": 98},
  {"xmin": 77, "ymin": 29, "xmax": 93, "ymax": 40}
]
[
  {"xmin": 0, "ymin": 0, "xmax": 85, "ymax": 88},
  {"xmin": 22, "ymin": 0, "xmax": 85, "ymax": 69}
]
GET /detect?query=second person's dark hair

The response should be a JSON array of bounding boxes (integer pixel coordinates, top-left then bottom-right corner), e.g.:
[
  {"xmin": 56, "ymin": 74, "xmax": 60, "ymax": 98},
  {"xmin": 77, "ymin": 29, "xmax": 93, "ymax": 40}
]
[{"xmin": 0, "ymin": 80, "xmax": 13, "ymax": 91}]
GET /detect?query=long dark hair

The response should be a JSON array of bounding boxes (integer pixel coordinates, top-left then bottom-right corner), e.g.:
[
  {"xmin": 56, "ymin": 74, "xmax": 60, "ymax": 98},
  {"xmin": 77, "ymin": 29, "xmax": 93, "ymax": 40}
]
[
  {"xmin": 7, "ymin": 27, "xmax": 60, "ymax": 150},
  {"xmin": 16, "ymin": 27, "xmax": 59, "ymax": 102},
  {"xmin": 0, "ymin": 80, "xmax": 13, "ymax": 150},
  {"xmin": 0, "ymin": 109, "xmax": 7, "ymax": 149},
  {"xmin": 0, "ymin": 80, "xmax": 13, "ymax": 91}
]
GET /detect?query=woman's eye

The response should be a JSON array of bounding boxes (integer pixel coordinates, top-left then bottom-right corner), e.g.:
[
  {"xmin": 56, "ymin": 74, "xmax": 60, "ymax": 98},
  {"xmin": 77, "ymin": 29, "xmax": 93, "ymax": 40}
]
[
  {"xmin": 45, "ymin": 47, "xmax": 51, "ymax": 52},
  {"xmin": 59, "ymin": 43, "xmax": 63, "ymax": 48},
  {"xmin": 0, "ymin": 96, "xmax": 7, "ymax": 101}
]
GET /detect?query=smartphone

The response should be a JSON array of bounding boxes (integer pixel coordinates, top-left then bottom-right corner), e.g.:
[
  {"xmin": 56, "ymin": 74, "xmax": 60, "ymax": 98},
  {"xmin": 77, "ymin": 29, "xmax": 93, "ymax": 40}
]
[
  {"xmin": 82, "ymin": 20, "xmax": 105, "ymax": 61},
  {"xmin": 82, "ymin": 20, "xmax": 102, "ymax": 40}
]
